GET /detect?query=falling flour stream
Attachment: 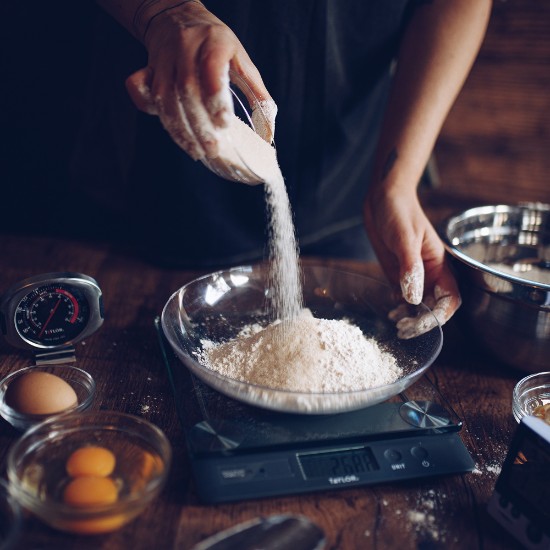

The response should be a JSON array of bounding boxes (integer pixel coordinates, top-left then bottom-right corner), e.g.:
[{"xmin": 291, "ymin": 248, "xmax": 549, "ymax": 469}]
[{"xmin": 198, "ymin": 113, "xmax": 401, "ymax": 394}]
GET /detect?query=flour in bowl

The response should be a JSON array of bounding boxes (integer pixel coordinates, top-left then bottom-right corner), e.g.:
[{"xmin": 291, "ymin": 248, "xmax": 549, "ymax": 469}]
[{"xmin": 199, "ymin": 310, "xmax": 402, "ymax": 393}]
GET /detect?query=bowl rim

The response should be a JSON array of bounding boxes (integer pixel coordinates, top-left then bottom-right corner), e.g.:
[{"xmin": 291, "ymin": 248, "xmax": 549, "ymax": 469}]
[
  {"xmin": 513, "ymin": 370, "xmax": 550, "ymax": 396},
  {"xmin": 6, "ymin": 410, "xmax": 172, "ymax": 518},
  {"xmin": 160, "ymin": 262, "xmax": 443, "ymax": 401},
  {"xmin": 512, "ymin": 370, "xmax": 550, "ymax": 422},
  {"xmin": 439, "ymin": 203, "xmax": 550, "ymax": 291}
]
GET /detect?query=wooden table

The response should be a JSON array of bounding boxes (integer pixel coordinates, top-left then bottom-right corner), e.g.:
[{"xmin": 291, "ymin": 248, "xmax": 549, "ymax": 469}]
[{"xmin": 0, "ymin": 230, "xmax": 525, "ymax": 550}]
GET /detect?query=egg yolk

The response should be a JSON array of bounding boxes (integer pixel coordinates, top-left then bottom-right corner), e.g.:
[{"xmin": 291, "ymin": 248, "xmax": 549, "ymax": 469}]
[
  {"xmin": 63, "ymin": 476, "xmax": 118, "ymax": 508},
  {"xmin": 66, "ymin": 446, "xmax": 116, "ymax": 478}
]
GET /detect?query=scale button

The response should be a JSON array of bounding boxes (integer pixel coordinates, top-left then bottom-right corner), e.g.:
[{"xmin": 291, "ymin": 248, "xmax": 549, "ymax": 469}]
[
  {"xmin": 383, "ymin": 449, "xmax": 402, "ymax": 462},
  {"xmin": 410, "ymin": 446, "xmax": 429, "ymax": 460}
]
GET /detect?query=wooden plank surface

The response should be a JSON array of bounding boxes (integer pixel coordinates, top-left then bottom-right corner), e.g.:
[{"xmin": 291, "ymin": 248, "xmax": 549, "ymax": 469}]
[
  {"xmin": 436, "ymin": 0, "xmax": 550, "ymax": 204},
  {"xmin": 0, "ymin": 230, "xmax": 525, "ymax": 550},
  {"xmin": 1, "ymin": 2, "xmax": 548, "ymax": 548}
]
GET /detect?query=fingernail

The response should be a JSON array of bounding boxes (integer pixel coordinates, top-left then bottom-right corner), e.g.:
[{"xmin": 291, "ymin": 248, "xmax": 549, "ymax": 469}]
[
  {"xmin": 401, "ymin": 262, "xmax": 424, "ymax": 305},
  {"xmin": 136, "ymin": 82, "xmax": 158, "ymax": 115},
  {"xmin": 432, "ymin": 285, "xmax": 456, "ymax": 325},
  {"xmin": 252, "ymin": 99, "xmax": 277, "ymax": 143}
]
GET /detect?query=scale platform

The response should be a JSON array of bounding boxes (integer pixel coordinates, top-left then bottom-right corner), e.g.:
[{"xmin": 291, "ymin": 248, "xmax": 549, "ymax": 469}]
[{"xmin": 156, "ymin": 320, "xmax": 475, "ymax": 504}]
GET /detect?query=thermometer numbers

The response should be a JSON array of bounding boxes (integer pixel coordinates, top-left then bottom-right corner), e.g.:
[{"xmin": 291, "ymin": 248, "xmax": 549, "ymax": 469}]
[{"xmin": 15, "ymin": 284, "xmax": 91, "ymax": 345}]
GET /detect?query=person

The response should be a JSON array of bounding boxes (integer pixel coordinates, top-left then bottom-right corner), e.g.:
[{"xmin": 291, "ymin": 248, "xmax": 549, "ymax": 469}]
[{"xmin": 73, "ymin": 0, "xmax": 492, "ymax": 331}]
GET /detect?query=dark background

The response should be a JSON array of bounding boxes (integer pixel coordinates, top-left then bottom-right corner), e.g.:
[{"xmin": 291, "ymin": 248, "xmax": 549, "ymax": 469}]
[
  {"xmin": 1, "ymin": 2, "xmax": 99, "ymax": 236},
  {"xmin": 1, "ymin": 0, "xmax": 548, "ymax": 241}
]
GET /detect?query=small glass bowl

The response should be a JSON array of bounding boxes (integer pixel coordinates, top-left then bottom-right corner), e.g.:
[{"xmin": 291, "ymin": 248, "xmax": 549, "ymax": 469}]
[
  {"xmin": 0, "ymin": 364, "xmax": 96, "ymax": 431},
  {"xmin": 0, "ymin": 479, "xmax": 22, "ymax": 550},
  {"xmin": 512, "ymin": 371, "xmax": 550, "ymax": 423},
  {"xmin": 6, "ymin": 410, "xmax": 172, "ymax": 535}
]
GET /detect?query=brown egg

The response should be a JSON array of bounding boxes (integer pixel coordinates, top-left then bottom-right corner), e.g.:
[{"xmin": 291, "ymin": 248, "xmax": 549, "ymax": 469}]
[{"xmin": 5, "ymin": 371, "xmax": 78, "ymax": 415}]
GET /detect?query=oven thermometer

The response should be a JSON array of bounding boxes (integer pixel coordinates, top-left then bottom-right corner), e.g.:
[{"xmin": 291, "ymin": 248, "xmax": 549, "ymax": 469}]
[{"xmin": 0, "ymin": 273, "xmax": 104, "ymax": 351}]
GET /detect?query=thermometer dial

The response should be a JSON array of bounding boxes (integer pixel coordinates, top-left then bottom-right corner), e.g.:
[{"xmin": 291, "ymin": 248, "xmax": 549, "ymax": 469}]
[
  {"xmin": 1, "ymin": 273, "xmax": 103, "ymax": 350},
  {"xmin": 15, "ymin": 284, "xmax": 91, "ymax": 346}
]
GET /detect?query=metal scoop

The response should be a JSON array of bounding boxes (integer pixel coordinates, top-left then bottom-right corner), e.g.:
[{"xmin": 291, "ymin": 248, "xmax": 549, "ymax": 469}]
[
  {"xmin": 201, "ymin": 72, "xmax": 276, "ymax": 185},
  {"xmin": 190, "ymin": 515, "xmax": 326, "ymax": 550}
]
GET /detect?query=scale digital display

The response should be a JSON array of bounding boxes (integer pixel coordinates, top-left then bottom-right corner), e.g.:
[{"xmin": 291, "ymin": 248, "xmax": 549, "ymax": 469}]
[{"xmin": 298, "ymin": 446, "xmax": 380, "ymax": 480}]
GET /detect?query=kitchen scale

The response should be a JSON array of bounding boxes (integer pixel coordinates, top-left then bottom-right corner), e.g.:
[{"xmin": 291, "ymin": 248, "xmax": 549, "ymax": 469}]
[{"xmin": 155, "ymin": 318, "xmax": 475, "ymax": 504}]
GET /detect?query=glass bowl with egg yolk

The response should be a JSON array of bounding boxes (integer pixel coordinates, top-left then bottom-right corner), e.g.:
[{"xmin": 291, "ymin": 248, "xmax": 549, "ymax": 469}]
[
  {"xmin": 0, "ymin": 364, "xmax": 96, "ymax": 431},
  {"xmin": 6, "ymin": 410, "xmax": 172, "ymax": 535}
]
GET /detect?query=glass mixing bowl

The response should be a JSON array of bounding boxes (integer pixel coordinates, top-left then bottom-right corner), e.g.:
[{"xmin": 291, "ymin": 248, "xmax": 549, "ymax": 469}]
[{"xmin": 161, "ymin": 263, "xmax": 443, "ymax": 414}]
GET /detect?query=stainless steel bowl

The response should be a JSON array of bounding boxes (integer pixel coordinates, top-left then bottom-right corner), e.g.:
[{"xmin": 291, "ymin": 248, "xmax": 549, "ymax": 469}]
[{"xmin": 439, "ymin": 203, "xmax": 550, "ymax": 372}]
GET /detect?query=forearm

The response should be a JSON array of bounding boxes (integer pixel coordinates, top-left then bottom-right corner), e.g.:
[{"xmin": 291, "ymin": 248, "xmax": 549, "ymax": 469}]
[
  {"xmin": 96, "ymin": 0, "xmax": 203, "ymax": 43},
  {"xmin": 371, "ymin": 0, "xmax": 492, "ymax": 195},
  {"xmin": 96, "ymin": 0, "xmax": 274, "ymax": 161}
]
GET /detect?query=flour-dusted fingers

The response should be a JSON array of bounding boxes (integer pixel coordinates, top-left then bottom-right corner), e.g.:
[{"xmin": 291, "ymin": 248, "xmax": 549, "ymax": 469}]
[
  {"xmin": 125, "ymin": 68, "xmax": 158, "ymax": 115},
  {"xmin": 388, "ymin": 302, "xmax": 413, "ymax": 323},
  {"xmin": 393, "ymin": 293, "xmax": 437, "ymax": 339},
  {"xmin": 395, "ymin": 310, "xmax": 439, "ymax": 340},
  {"xmin": 400, "ymin": 260, "xmax": 424, "ymax": 306},
  {"xmin": 394, "ymin": 284, "xmax": 460, "ymax": 340},
  {"xmin": 203, "ymin": 62, "xmax": 234, "ymax": 128},
  {"xmin": 228, "ymin": 66, "xmax": 277, "ymax": 144},
  {"xmin": 178, "ymin": 82, "xmax": 220, "ymax": 159},
  {"xmin": 251, "ymin": 99, "xmax": 278, "ymax": 144},
  {"xmin": 389, "ymin": 296, "xmax": 437, "ymax": 339},
  {"xmin": 156, "ymin": 81, "xmax": 206, "ymax": 161}
]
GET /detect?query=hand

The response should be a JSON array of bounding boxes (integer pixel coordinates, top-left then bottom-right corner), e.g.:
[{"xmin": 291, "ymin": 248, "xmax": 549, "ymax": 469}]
[
  {"xmin": 364, "ymin": 185, "xmax": 461, "ymax": 338},
  {"xmin": 125, "ymin": 1, "xmax": 276, "ymax": 160}
]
